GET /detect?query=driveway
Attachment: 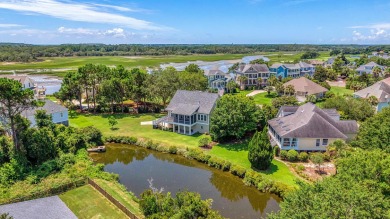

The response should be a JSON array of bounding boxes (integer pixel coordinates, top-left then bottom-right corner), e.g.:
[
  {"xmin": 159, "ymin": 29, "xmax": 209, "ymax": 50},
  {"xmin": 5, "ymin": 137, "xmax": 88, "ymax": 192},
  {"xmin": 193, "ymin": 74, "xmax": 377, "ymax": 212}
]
[
  {"xmin": 0, "ymin": 196, "xmax": 77, "ymax": 219},
  {"xmin": 246, "ymin": 90, "xmax": 265, "ymax": 97}
]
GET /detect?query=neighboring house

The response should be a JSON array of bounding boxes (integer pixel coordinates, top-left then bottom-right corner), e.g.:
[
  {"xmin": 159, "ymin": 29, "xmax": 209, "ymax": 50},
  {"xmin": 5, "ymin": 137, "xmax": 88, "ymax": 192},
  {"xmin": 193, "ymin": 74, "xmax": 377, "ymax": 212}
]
[
  {"xmin": 153, "ymin": 90, "xmax": 219, "ymax": 135},
  {"xmin": 354, "ymin": 77, "xmax": 390, "ymax": 112},
  {"xmin": 269, "ymin": 62, "xmax": 315, "ymax": 79},
  {"xmin": 283, "ymin": 77, "xmax": 328, "ymax": 102},
  {"xmin": 268, "ymin": 103, "xmax": 358, "ymax": 151},
  {"xmin": 23, "ymin": 100, "xmax": 69, "ymax": 127},
  {"xmin": 308, "ymin": 60, "xmax": 324, "ymax": 67},
  {"xmin": 204, "ymin": 69, "xmax": 228, "ymax": 90},
  {"xmin": 0, "ymin": 75, "xmax": 35, "ymax": 89},
  {"xmin": 325, "ymin": 57, "xmax": 335, "ymax": 66},
  {"xmin": 234, "ymin": 64, "xmax": 271, "ymax": 88},
  {"xmin": 356, "ymin": 61, "xmax": 385, "ymax": 76},
  {"xmin": 371, "ymin": 51, "xmax": 389, "ymax": 59}
]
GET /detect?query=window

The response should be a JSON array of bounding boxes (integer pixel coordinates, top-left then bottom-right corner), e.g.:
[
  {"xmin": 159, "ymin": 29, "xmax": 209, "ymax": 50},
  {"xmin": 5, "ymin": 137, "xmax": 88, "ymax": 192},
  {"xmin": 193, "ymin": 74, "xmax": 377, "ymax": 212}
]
[
  {"xmin": 316, "ymin": 139, "xmax": 320, "ymax": 147},
  {"xmin": 322, "ymin": 139, "xmax": 328, "ymax": 146},
  {"xmin": 291, "ymin": 138, "xmax": 297, "ymax": 147},
  {"xmin": 60, "ymin": 113, "xmax": 63, "ymax": 117},
  {"xmin": 283, "ymin": 138, "xmax": 290, "ymax": 147}
]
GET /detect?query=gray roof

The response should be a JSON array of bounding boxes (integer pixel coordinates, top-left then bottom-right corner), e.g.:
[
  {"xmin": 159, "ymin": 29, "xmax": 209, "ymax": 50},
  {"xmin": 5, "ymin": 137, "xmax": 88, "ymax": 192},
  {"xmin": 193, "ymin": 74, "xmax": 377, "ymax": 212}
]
[
  {"xmin": 270, "ymin": 63, "xmax": 300, "ymax": 69},
  {"xmin": 166, "ymin": 90, "xmax": 219, "ymax": 115},
  {"xmin": 204, "ymin": 69, "xmax": 225, "ymax": 76},
  {"xmin": 298, "ymin": 61, "xmax": 314, "ymax": 68},
  {"xmin": 23, "ymin": 100, "xmax": 68, "ymax": 117},
  {"xmin": 237, "ymin": 64, "xmax": 269, "ymax": 73},
  {"xmin": 354, "ymin": 78, "xmax": 390, "ymax": 102},
  {"xmin": 268, "ymin": 103, "xmax": 358, "ymax": 138},
  {"xmin": 0, "ymin": 75, "xmax": 33, "ymax": 85},
  {"xmin": 356, "ymin": 61, "xmax": 384, "ymax": 72},
  {"xmin": 283, "ymin": 77, "xmax": 328, "ymax": 95}
]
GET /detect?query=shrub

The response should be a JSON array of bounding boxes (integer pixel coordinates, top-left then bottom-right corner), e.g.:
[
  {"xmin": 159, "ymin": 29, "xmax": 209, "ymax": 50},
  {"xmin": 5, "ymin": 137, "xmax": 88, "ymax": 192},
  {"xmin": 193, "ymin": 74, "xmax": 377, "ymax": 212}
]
[
  {"xmin": 198, "ymin": 137, "xmax": 210, "ymax": 147},
  {"xmin": 208, "ymin": 156, "xmax": 224, "ymax": 169},
  {"xmin": 168, "ymin": 146, "xmax": 178, "ymax": 154},
  {"xmin": 297, "ymin": 164, "xmax": 305, "ymax": 172},
  {"xmin": 287, "ymin": 149, "xmax": 299, "ymax": 162},
  {"xmin": 243, "ymin": 170, "xmax": 263, "ymax": 186},
  {"xmin": 248, "ymin": 129, "xmax": 273, "ymax": 170},
  {"xmin": 298, "ymin": 152, "xmax": 309, "ymax": 162},
  {"xmin": 274, "ymin": 146, "xmax": 280, "ymax": 157},
  {"xmin": 323, "ymin": 152, "xmax": 331, "ymax": 161},
  {"xmin": 280, "ymin": 150, "xmax": 288, "ymax": 160},
  {"xmin": 229, "ymin": 164, "xmax": 246, "ymax": 178},
  {"xmin": 186, "ymin": 148, "xmax": 203, "ymax": 160}
]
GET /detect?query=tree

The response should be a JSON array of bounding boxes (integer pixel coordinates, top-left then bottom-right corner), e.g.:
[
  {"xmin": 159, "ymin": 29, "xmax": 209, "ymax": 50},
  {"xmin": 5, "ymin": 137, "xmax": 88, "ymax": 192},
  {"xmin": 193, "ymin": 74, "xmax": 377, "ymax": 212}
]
[
  {"xmin": 313, "ymin": 65, "xmax": 328, "ymax": 82},
  {"xmin": 132, "ymin": 68, "xmax": 149, "ymax": 111},
  {"xmin": 108, "ymin": 116, "xmax": 118, "ymax": 130},
  {"xmin": 0, "ymin": 78, "xmax": 36, "ymax": 151},
  {"xmin": 228, "ymin": 62, "xmax": 240, "ymax": 72},
  {"xmin": 271, "ymin": 96, "xmax": 298, "ymax": 108},
  {"xmin": 237, "ymin": 75, "xmax": 248, "ymax": 90},
  {"xmin": 248, "ymin": 129, "xmax": 273, "ymax": 170},
  {"xmin": 367, "ymin": 95, "xmax": 379, "ymax": 106},
  {"xmin": 267, "ymin": 75, "xmax": 278, "ymax": 87},
  {"xmin": 284, "ymin": 85, "xmax": 295, "ymax": 96},
  {"xmin": 310, "ymin": 153, "xmax": 324, "ymax": 172},
  {"xmin": 35, "ymin": 110, "xmax": 54, "ymax": 129},
  {"xmin": 384, "ymin": 67, "xmax": 390, "ymax": 78},
  {"xmin": 306, "ymin": 94, "xmax": 317, "ymax": 103},
  {"xmin": 351, "ymin": 107, "xmax": 390, "ymax": 152},
  {"xmin": 198, "ymin": 137, "xmax": 210, "ymax": 147},
  {"xmin": 249, "ymin": 58, "xmax": 268, "ymax": 65},
  {"xmin": 372, "ymin": 66, "xmax": 382, "ymax": 78},
  {"xmin": 179, "ymin": 71, "xmax": 208, "ymax": 91},
  {"xmin": 185, "ymin": 64, "xmax": 203, "ymax": 74},
  {"xmin": 322, "ymin": 96, "xmax": 374, "ymax": 121},
  {"xmin": 99, "ymin": 78, "xmax": 122, "ymax": 113},
  {"xmin": 210, "ymin": 95, "xmax": 262, "ymax": 141},
  {"xmin": 264, "ymin": 86, "xmax": 273, "ymax": 95},
  {"xmin": 274, "ymin": 82, "xmax": 285, "ymax": 95},
  {"xmin": 148, "ymin": 67, "xmax": 180, "ymax": 106},
  {"xmin": 226, "ymin": 80, "xmax": 237, "ymax": 93},
  {"xmin": 300, "ymin": 51, "xmax": 320, "ymax": 59}
]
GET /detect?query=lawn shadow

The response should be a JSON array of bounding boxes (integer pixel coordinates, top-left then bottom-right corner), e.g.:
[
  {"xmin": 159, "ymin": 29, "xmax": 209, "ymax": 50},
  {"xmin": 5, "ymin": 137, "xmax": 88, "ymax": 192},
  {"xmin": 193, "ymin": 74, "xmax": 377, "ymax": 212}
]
[
  {"xmin": 79, "ymin": 112, "xmax": 166, "ymax": 120},
  {"xmin": 216, "ymin": 140, "xmax": 249, "ymax": 152},
  {"xmin": 257, "ymin": 162, "xmax": 279, "ymax": 175}
]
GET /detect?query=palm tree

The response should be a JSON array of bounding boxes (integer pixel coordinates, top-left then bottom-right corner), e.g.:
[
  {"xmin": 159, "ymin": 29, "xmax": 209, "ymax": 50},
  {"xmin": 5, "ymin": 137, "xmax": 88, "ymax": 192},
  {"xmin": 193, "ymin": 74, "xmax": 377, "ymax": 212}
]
[
  {"xmin": 284, "ymin": 85, "xmax": 295, "ymax": 96},
  {"xmin": 367, "ymin": 96, "xmax": 378, "ymax": 106},
  {"xmin": 237, "ymin": 75, "xmax": 248, "ymax": 90},
  {"xmin": 384, "ymin": 68, "xmax": 390, "ymax": 78},
  {"xmin": 275, "ymin": 82, "xmax": 285, "ymax": 96},
  {"xmin": 226, "ymin": 80, "xmax": 237, "ymax": 94},
  {"xmin": 264, "ymin": 86, "xmax": 273, "ymax": 96},
  {"xmin": 372, "ymin": 66, "xmax": 382, "ymax": 78},
  {"xmin": 268, "ymin": 75, "xmax": 278, "ymax": 87}
]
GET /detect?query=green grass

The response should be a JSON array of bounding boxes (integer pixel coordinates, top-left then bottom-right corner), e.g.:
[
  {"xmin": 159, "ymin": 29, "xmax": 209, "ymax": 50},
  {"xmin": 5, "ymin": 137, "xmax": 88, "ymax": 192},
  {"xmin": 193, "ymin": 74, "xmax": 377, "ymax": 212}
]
[
  {"xmin": 59, "ymin": 185, "xmax": 128, "ymax": 219},
  {"xmin": 93, "ymin": 179, "xmax": 143, "ymax": 218},
  {"xmin": 70, "ymin": 113, "xmax": 299, "ymax": 187},
  {"xmin": 251, "ymin": 92, "xmax": 278, "ymax": 105},
  {"xmin": 330, "ymin": 86, "xmax": 354, "ymax": 96},
  {"xmin": 0, "ymin": 54, "xmax": 247, "ymax": 71},
  {"xmin": 209, "ymin": 142, "xmax": 297, "ymax": 186}
]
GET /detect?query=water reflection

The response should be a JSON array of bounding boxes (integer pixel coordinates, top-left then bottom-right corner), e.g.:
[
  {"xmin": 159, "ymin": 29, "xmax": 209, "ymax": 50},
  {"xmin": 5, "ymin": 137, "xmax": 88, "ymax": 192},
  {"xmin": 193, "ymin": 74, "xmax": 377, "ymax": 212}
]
[{"xmin": 90, "ymin": 144, "xmax": 281, "ymax": 218}]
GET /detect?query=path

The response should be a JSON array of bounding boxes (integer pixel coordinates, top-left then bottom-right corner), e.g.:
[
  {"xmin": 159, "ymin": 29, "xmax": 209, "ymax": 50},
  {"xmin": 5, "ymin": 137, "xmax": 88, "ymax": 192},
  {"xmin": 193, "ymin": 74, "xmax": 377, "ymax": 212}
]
[
  {"xmin": 246, "ymin": 90, "xmax": 265, "ymax": 97},
  {"xmin": 0, "ymin": 196, "xmax": 77, "ymax": 219},
  {"xmin": 140, "ymin": 121, "xmax": 153, "ymax": 125}
]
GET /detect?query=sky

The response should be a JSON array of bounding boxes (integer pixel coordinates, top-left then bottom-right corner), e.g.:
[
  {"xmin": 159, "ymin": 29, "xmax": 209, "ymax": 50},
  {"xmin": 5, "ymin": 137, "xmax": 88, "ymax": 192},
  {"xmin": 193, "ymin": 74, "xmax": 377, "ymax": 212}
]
[{"xmin": 0, "ymin": 0, "xmax": 390, "ymax": 44}]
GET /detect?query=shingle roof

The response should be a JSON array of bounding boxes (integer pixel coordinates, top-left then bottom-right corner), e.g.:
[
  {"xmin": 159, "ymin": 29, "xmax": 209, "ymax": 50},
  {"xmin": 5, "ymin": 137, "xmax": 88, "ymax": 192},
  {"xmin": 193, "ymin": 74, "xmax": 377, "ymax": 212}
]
[
  {"xmin": 237, "ymin": 64, "xmax": 269, "ymax": 73},
  {"xmin": 166, "ymin": 90, "xmax": 219, "ymax": 115},
  {"xmin": 204, "ymin": 69, "xmax": 225, "ymax": 76},
  {"xmin": 270, "ymin": 63, "xmax": 300, "ymax": 69},
  {"xmin": 0, "ymin": 75, "xmax": 32, "ymax": 85},
  {"xmin": 354, "ymin": 78, "xmax": 390, "ymax": 102},
  {"xmin": 298, "ymin": 61, "xmax": 314, "ymax": 68},
  {"xmin": 283, "ymin": 77, "xmax": 328, "ymax": 95},
  {"xmin": 268, "ymin": 103, "xmax": 358, "ymax": 138},
  {"xmin": 23, "ymin": 100, "xmax": 68, "ymax": 117},
  {"xmin": 356, "ymin": 61, "xmax": 384, "ymax": 71}
]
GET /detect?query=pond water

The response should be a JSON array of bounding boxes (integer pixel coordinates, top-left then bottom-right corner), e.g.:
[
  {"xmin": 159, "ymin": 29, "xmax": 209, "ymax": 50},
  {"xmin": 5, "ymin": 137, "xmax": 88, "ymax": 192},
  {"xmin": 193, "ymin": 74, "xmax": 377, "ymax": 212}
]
[{"xmin": 90, "ymin": 144, "xmax": 281, "ymax": 218}]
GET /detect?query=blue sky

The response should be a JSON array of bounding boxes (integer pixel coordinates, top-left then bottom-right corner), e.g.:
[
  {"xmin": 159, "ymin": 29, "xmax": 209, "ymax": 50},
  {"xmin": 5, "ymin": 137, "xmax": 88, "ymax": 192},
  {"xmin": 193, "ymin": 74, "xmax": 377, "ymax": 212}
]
[{"xmin": 0, "ymin": 0, "xmax": 389, "ymax": 44}]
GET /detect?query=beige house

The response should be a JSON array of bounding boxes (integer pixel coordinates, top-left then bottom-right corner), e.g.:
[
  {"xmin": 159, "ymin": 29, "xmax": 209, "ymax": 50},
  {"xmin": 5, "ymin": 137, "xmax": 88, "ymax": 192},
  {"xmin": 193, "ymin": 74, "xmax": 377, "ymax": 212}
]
[
  {"xmin": 234, "ymin": 64, "xmax": 271, "ymax": 89},
  {"xmin": 268, "ymin": 103, "xmax": 358, "ymax": 151},
  {"xmin": 283, "ymin": 77, "xmax": 328, "ymax": 102},
  {"xmin": 153, "ymin": 90, "xmax": 219, "ymax": 135},
  {"xmin": 354, "ymin": 77, "xmax": 390, "ymax": 112}
]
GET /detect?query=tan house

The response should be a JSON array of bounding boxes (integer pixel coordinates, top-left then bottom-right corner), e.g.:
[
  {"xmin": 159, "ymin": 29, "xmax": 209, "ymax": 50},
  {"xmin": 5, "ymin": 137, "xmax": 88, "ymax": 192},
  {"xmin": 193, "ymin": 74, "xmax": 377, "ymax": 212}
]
[
  {"xmin": 268, "ymin": 103, "xmax": 358, "ymax": 151},
  {"xmin": 153, "ymin": 90, "xmax": 219, "ymax": 135},
  {"xmin": 283, "ymin": 77, "xmax": 328, "ymax": 102},
  {"xmin": 234, "ymin": 64, "xmax": 271, "ymax": 89}
]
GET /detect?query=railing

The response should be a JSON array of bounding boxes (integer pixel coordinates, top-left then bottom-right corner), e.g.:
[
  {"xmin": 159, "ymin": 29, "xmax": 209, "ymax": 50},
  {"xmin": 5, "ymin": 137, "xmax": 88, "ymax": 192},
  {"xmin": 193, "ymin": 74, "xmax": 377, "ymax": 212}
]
[{"xmin": 88, "ymin": 178, "xmax": 139, "ymax": 219}]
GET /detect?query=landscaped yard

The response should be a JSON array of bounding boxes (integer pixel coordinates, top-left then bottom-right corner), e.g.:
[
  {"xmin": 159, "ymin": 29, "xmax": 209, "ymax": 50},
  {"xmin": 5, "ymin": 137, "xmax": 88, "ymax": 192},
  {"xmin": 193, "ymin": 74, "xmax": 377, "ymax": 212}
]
[
  {"xmin": 60, "ymin": 185, "xmax": 128, "ymax": 219},
  {"xmin": 251, "ymin": 92, "xmax": 277, "ymax": 105},
  {"xmin": 329, "ymin": 86, "xmax": 354, "ymax": 96},
  {"xmin": 70, "ymin": 113, "xmax": 299, "ymax": 187}
]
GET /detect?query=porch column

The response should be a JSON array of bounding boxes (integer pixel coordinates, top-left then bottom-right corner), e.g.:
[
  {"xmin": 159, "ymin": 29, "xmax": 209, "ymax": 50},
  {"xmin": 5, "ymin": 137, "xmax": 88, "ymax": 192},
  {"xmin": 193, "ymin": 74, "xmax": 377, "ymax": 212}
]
[{"xmin": 173, "ymin": 124, "xmax": 175, "ymax": 133}]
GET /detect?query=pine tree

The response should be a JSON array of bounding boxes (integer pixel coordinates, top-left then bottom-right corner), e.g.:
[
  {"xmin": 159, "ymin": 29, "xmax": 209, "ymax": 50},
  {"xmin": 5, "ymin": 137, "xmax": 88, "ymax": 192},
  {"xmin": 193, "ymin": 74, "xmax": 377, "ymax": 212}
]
[{"xmin": 248, "ymin": 128, "xmax": 274, "ymax": 170}]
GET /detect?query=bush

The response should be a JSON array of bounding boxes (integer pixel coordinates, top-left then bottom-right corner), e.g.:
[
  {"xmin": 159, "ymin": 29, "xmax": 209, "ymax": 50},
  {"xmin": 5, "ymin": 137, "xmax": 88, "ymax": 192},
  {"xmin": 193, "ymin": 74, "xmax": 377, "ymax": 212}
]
[
  {"xmin": 248, "ymin": 129, "xmax": 273, "ymax": 170},
  {"xmin": 280, "ymin": 150, "xmax": 288, "ymax": 160},
  {"xmin": 229, "ymin": 164, "xmax": 246, "ymax": 178},
  {"xmin": 168, "ymin": 146, "xmax": 177, "ymax": 154},
  {"xmin": 243, "ymin": 170, "xmax": 263, "ymax": 186},
  {"xmin": 198, "ymin": 137, "xmax": 210, "ymax": 147},
  {"xmin": 298, "ymin": 152, "xmax": 309, "ymax": 162},
  {"xmin": 208, "ymin": 156, "xmax": 224, "ymax": 170},
  {"xmin": 323, "ymin": 152, "xmax": 331, "ymax": 161},
  {"xmin": 274, "ymin": 147, "xmax": 280, "ymax": 157},
  {"xmin": 287, "ymin": 150, "xmax": 299, "ymax": 162}
]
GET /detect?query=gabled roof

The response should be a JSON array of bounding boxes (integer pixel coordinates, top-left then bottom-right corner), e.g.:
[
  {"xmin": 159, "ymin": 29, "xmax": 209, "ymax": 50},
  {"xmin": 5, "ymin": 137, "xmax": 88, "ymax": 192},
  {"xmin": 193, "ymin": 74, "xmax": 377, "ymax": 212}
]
[
  {"xmin": 283, "ymin": 77, "xmax": 328, "ymax": 95},
  {"xmin": 166, "ymin": 90, "xmax": 219, "ymax": 115},
  {"xmin": 23, "ymin": 100, "xmax": 68, "ymax": 118},
  {"xmin": 270, "ymin": 63, "xmax": 300, "ymax": 69},
  {"xmin": 308, "ymin": 60, "xmax": 324, "ymax": 65},
  {"xmin": 298, "ymin": 61, "xmax": 314, "ymax": 68},
  {"xmin": 268, "ymin": 103, "xmax": 358, "ymax": 139},
  {"xmin": 0, "ymin": 75, "xmax": 33, "ymax": 85},
  {"xmin": 356, "ymin": 61, "xmax": 384, "ymax": 71},
  {"xmin": 237, "ymin": 64, "xmax": 269, "ymax": 73},
  {"xmin": 204, "ymin": 69, "xmax": 225, "ymax": 76},
  {"xmin": 354, "ymin": 77, "xmax": 390, "ymax": 102}
]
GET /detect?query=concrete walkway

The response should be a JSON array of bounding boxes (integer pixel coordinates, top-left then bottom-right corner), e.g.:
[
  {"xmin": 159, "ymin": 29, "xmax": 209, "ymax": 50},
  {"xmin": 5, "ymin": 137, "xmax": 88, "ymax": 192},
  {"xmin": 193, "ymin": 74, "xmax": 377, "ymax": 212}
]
[
  {"xmin": 246, "ymin": 90, "xmax": 265, "ymax": 97},
  {"xmin": 0, "ymin": 196, "xmax": 77, "ymax": 219},
  {"xmin": 140, "ymin": 121, "xmax": 153, "ymax": 125}
]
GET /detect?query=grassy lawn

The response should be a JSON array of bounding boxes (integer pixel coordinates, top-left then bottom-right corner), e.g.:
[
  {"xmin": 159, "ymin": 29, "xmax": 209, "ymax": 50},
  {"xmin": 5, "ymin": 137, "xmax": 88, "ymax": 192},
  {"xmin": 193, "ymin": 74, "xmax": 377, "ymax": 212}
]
[
  {"xmin": 93, "ymin": 179, "xmax": 143, "ymax": 218},
  {"xmin": 59, "ymin": 185, "xmax": 128, "ymax": 219},
  {"xmin": 330, "ymin": 86, "xmax": 354, "ymax": 96},
  {"xmin": 70, "ymin": 113, "xmax": 299, "ymax": 187},
  {"xmin": 251, "ymin": 92, "xmax": 277, "ymax": 105}
]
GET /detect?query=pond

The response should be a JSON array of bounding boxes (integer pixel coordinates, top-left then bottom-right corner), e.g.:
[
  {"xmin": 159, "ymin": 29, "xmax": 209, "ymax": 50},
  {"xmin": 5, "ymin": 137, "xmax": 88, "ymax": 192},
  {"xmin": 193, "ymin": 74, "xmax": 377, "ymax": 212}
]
[{"xmin": 90, "ymin": 144, "xmax": 281, "ymax": 218}]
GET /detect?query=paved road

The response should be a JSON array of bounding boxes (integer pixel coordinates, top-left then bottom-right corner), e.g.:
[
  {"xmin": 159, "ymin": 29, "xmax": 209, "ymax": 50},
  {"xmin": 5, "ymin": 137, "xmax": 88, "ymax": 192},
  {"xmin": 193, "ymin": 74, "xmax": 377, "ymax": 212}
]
[
  {"xmin": 0, "ymin": 196, "xmax": 77, "ymax": 219},
  {"xmin": 246, "ymin": 90, "xmax": 265, "ymax": 97}
]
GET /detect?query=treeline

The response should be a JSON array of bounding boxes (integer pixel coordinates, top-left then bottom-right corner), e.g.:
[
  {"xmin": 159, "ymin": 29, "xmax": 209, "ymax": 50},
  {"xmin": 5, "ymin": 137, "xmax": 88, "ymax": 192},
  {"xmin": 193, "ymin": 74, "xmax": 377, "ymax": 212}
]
[
  {"xmin": 0, "ymin": 43, "xmax": 387, "ymax": 62},
  {"xmin": 56, "ymin": 63, "xmax": 208, "ymax": 113}
]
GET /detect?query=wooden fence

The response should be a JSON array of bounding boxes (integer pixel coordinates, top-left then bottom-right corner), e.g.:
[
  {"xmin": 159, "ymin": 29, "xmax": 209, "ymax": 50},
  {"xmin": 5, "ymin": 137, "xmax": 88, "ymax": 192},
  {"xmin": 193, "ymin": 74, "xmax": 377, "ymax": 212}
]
[{"xmin": 88, "ymin": 178, "xmax": 139, "ymax": 219}]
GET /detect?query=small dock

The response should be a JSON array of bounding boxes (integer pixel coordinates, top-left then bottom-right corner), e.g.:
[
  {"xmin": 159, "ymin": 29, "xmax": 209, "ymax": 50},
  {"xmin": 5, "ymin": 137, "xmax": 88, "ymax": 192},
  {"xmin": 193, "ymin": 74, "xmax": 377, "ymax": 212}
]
[{"xmin": 87, "ymin": 146, "xmax": 106, "ymax": 153}]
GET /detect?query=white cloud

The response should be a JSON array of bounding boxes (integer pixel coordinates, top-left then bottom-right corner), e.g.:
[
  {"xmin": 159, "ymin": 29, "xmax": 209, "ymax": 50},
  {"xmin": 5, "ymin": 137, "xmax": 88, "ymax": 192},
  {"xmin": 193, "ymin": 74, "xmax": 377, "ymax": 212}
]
[
  {"xmin": 58, "ymin": 27, "xmax": 95, "ymax": 35},
  {"xmin": 349, "ymin": 23, "xmax": 390, "ymax": 29},
  {"xmin": 0, "ymin": 23, "xmax": 23, "ymax": 28},
  {"xmin": 104, "ymin": 28, "xmax": 126, "ymax": 38},
  {"xmin": 57, "ymin": 26, "xmax": 128, "ymax": 38},
  {"xmin": 0, "ymin": 0, "xmax": 166, "ymax": 30},
  {"xmin": 352, "ymin": 29, "xmax": 390, "ymax": 42}
]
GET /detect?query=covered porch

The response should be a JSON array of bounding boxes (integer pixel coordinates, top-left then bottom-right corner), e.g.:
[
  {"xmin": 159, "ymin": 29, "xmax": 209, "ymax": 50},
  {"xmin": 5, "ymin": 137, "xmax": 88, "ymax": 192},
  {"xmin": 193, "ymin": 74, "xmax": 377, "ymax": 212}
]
[{"xmin": 172, "ymin": 123, "xmax": 196, "ymax": 135}]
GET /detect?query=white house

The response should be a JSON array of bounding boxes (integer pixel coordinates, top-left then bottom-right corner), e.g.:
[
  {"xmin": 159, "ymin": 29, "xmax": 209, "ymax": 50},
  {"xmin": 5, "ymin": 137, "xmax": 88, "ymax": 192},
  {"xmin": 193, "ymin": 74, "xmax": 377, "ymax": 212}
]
[
  {"xmin": 0, "ymin": 75, "xmax": 35, "ymax": 89},
  {"xmin": 153, "ymin": 90, "xmax": 219, "ymax": 135},
  {"xmin": 268, "ymin": 103, "xmax": 358, "ymax": 151},
  {"xmin": 23, "ymin": 100, "xmax": 69, "ymax": 127},
  {"xmin": 356, "ymin": 61, "xmax": 385, "ymax": 76},
  {"xmin": 204, "ymin": 69, "xmax": 228, "ymax": 90}
]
